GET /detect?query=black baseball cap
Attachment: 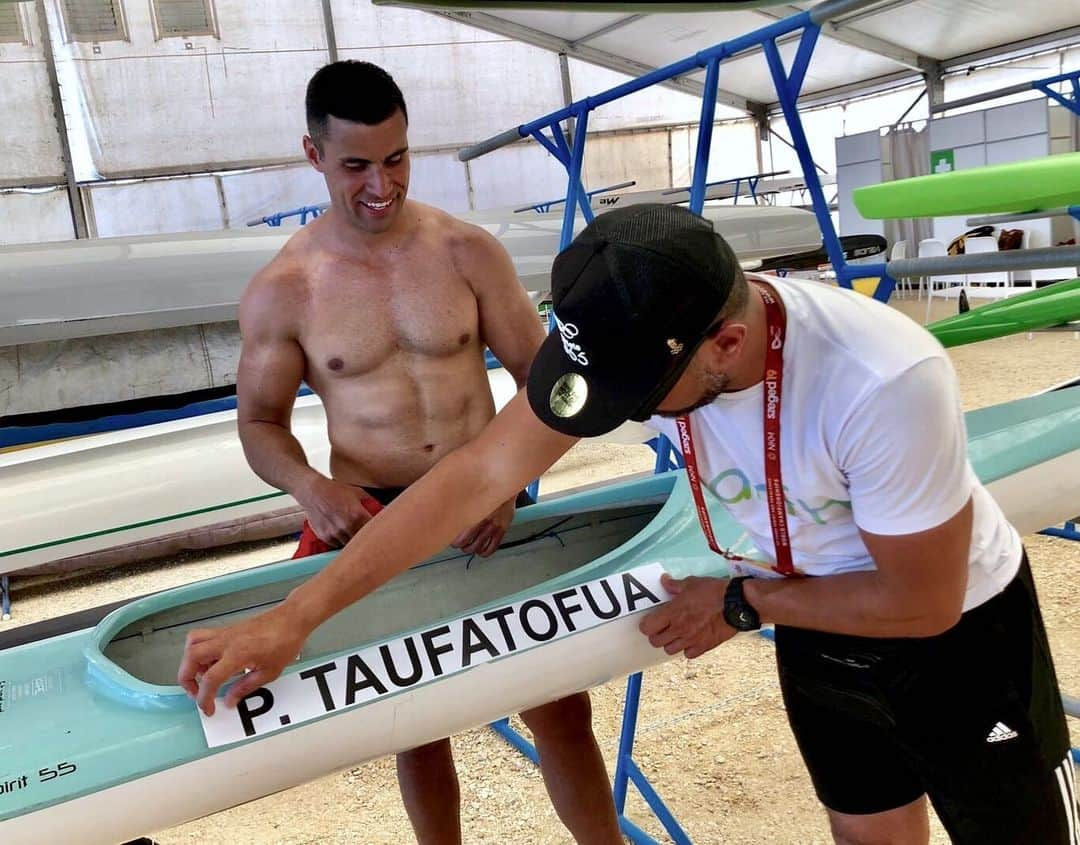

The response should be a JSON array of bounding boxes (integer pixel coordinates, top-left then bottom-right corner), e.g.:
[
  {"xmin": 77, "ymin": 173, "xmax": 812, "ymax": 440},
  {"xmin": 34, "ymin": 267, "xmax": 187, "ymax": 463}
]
[{"xmin": 527, "ymin": 203, "xmax": 739, "ymax": 438}]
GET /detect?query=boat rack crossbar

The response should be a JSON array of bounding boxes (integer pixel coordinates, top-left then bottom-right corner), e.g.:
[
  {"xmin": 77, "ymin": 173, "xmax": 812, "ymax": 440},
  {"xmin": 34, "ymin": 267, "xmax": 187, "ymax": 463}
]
[
  {"xmin": 966, "ymin": 206, "xmax": 1080, "ymax": 228},
  {"xmin": 888, "ymin": 245, "xmax": 1080, "ymax": 278},
  {"xmin": 934, "ymin": 69, "xmax": 1080, "ymax": 119},
  {"xmin": 246, "ymin": 203, "xmax": 329, "ymax": 228}
]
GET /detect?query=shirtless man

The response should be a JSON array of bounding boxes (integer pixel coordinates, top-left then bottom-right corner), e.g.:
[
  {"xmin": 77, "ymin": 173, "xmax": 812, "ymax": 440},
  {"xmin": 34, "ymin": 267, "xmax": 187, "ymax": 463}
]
[{"xmin": 233, "ymin": 61, "xmax": 622, "ymax": 844}]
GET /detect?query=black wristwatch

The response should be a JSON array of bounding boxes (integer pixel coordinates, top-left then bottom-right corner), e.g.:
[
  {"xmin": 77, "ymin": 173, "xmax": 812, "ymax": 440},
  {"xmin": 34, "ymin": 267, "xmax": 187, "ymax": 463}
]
[{"xmin": 723, "ymin": 577, "xmax": 761, "ymax": 631}]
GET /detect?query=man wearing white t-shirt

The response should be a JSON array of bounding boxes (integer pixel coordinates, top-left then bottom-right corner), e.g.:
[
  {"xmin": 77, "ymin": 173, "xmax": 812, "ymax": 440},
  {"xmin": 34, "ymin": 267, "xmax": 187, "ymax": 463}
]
[{"xmin": 181, "ymin": 205, "xmax": 1076, "ymax": 845}]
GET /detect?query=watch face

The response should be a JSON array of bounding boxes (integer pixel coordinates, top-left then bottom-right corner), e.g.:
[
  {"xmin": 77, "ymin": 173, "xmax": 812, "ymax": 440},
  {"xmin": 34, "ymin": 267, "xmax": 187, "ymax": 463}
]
[
  {"xmin": 725, "ymin": 600, "xmax": 759, "ymax": 630},
  {"xmin": 724, "ymin": 578, "xmax": 760, "ymax": 631}
]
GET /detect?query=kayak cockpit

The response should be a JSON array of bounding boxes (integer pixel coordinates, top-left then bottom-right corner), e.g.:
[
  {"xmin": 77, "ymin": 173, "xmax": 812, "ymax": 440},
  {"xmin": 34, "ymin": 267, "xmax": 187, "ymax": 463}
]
[{"xmin": 94, "ymin": 495, "xmax": 669, "ymax": 692}]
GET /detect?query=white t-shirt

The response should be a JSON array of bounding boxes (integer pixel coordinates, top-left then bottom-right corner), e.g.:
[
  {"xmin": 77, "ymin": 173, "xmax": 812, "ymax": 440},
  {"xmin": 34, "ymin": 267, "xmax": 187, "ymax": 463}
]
[{"xmin": 646, "ymin": 274, "xmax": 1021, "ymax": 612}]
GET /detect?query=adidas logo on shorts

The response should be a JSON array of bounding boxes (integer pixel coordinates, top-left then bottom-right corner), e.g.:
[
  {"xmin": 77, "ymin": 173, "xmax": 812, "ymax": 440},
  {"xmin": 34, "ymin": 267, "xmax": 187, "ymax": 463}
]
[{"xmin": 986, "ymin": 721, "xmax": 1019, "ymax": 743}]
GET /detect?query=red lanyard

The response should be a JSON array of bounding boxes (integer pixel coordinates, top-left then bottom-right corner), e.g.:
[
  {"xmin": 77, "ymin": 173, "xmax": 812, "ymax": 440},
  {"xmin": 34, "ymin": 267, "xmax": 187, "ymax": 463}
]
[{"xmin": 676, "ymin": 282, "xmax": 797, "ymax": 577}]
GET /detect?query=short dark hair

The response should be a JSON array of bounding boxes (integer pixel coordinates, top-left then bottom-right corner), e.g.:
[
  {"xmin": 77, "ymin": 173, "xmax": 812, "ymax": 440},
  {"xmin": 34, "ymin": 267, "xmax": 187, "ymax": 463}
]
[
  {"xmin": 717, "ymin": 262, "xmax": 749, "ymax": 320},
  {"xmin": 305, "ymin": 61, "xmax": 408, "ymax": 149}
]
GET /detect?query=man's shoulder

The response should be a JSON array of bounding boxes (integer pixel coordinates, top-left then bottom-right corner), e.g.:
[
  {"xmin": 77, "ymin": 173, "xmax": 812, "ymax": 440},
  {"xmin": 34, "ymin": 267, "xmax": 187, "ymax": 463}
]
[
  {"xmin": 774, "ymin": 275, "xmax": 945, "ymax": 380},
  {"xmin": 239, "ymin": 249, "xmax": 311, "ymax": 332},
  {"xmin": 245, "ymin": 253, "xmax": 309, "ymax": 302},
  {"xmin": 408, "ymin": 202, "xmax": 498, "ymax": 252}
]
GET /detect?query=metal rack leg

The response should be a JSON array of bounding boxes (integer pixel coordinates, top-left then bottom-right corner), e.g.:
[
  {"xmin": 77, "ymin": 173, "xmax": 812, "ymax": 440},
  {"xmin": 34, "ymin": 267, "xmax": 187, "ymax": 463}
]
[{"xmin": 490, "ymin": 672, "xmax": 693, "ymax": 844}]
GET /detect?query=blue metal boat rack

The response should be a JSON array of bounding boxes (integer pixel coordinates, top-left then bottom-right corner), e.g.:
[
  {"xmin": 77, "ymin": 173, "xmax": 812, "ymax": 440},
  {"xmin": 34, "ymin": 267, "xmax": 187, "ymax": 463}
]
[
  {"xmin": 246, "ymin": 203, "xmax": 329, "ymax": 228},
  {"xmin": 1033, "ymin": 69, "xmax": 1080, "ymax": 119}
]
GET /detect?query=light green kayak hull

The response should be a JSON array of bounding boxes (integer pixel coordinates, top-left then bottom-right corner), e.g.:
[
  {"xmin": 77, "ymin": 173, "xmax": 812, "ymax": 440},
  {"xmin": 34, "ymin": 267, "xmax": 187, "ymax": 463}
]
[
  {"xmin": 926, "ymin": 278, "xmax": 1080, "ymax": 347},
  {"xmin": 854, "ymin": 152, "xmax": 1080, "ymax": 218}
]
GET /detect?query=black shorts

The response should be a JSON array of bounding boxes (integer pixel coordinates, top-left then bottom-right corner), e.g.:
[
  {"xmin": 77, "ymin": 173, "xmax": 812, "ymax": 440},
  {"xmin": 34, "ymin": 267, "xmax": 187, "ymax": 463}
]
[
  {"xmin": 775, "ymin": 552, "xmax": 1078, "ymax": 844},
  {"xmin": 366, "ymin": 487, "xmax": 535, "ymax": 509}
]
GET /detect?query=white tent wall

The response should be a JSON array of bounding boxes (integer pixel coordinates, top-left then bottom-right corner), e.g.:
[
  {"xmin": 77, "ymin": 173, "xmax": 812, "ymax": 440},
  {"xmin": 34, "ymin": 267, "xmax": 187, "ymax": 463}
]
[
  {"xmin": 466, "ymin": 141, "xmax": 568, "ymax": 211},
  {"xmin": 7, "ymin": 3, "xmax": 1076, "ymax": 241},
  {"xmin": 687, "ymin": 121, "xmax": 762, "ymax": 185},
  {"xmin": 0, "ymin": 188, "xmax": 76, "ymax": 244},
  {"xmin": 87, "ymin": 175, "xmax": 225, "ymax": 236},
  {"xmin": 407, "ymin": 149, "xmax": 470, "ymax": 212},
  {"xmin": 844, "ymin": 86, "xmax": 929, "ymax": 136},
  {"xmin": 567, "ymin": 58, "xmax": 723, "ymax": 130},
  {"xmin": 332, "ymin": 1, "xmax": 565, "ymax": 150},
  {"xmin": 583, "ymin": 131, "xmax": 672, "ymax": 194},
  {"xmin": 942, "ymin": 46, "xmax": 1080, "ymax": 114},
  {"xmin": 0, "ymin": 3, "xmax": 66, "ymax": 185},
  {"xmin": 53, "ymin": 0, "xmax": 328, "ymax": 178},
  {"xmin": 670, "ymin": 126, "xmax": 693, "ymax": 187},
  {"xmin": 218, "ymin": 164, "xmax": 328, "ymax": 229},
  {"xmin": 770, "ymin": 85, "xmax": 930, "ymax": 195},
  {"xmin": 767, "ymin": 105, "xmax": 841, "ymax": 189}
]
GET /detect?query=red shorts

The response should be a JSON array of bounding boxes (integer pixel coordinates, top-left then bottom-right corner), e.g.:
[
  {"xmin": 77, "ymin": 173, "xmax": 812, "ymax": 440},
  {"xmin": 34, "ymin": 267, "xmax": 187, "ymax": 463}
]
[{"xmin": 291, "ymin": 495, "xmax": 384, "ymax": 559}]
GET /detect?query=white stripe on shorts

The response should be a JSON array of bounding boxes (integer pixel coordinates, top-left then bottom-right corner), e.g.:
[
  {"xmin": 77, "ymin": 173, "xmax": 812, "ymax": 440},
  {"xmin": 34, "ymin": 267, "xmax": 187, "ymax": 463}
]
[{"xmin": 1055, "ymin": 754, "xmax": 1078, "ymax": 845}]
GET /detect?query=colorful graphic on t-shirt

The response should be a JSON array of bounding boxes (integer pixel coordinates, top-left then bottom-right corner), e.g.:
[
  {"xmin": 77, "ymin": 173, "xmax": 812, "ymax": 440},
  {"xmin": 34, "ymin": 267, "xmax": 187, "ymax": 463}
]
[{"xmin": 708, "ymin": 466, "xmax": 852, "ymax": 526}]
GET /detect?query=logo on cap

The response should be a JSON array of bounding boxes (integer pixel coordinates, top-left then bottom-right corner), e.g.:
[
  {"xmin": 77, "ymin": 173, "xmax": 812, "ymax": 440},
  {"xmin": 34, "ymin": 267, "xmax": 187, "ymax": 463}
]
[
  {"xmin": 550, "ymin": 373, "xmax": 588, "ymax": 418},
  {"xmin": 554, "ymin": 312, "xmax": 589, "ymax": 366},
  {"xmin": 666, "ymin": 338, "xmax": 684, "ymax": 356}
]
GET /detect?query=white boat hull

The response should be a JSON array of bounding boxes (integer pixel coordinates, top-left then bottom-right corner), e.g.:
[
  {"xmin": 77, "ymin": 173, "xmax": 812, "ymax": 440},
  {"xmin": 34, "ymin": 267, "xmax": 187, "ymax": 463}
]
[
  {"xmin": 3, "ymin": 612, "xmax": 668, "ymax": 845},
  {"xmin": 0, "ymin": 205, "xmax": 819, "ymax": 347},
  {"xmin": 984, "ymin": 449, "xmax": 1080, "ymax": 536},
  {"xmin": 1, "ymin": 371, "xmax": 652, "ymax": 576}
]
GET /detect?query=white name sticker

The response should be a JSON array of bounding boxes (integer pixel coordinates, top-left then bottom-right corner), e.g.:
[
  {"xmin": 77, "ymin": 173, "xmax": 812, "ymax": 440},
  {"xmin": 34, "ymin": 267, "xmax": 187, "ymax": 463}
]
[{"xmin": 199, "ymin": 563, "xmax": 669, "ymax": 747}]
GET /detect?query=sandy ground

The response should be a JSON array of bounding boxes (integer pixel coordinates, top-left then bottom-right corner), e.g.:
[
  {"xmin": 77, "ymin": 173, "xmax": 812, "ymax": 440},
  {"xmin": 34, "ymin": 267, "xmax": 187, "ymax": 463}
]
[{"xmin": 6, "ymin": 295, "xmax": 1079, "ymax": 844}]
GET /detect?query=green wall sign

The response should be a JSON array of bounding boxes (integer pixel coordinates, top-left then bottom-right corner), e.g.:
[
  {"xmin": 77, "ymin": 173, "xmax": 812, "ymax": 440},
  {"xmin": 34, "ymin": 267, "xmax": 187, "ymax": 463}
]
[{"xmin": 930, "ymin": 149, "xmax": 956, "ymax": 174}]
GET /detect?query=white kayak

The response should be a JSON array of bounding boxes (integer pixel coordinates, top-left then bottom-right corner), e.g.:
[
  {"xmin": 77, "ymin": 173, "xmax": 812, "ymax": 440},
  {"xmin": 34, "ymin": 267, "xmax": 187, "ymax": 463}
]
[
  {"xmin": 0, "ymin": 205, "xmax": 820, "ymax": 347},
  {"xmin": 0, "ymin": 369, "xmax": 652, "ymax": 578}
]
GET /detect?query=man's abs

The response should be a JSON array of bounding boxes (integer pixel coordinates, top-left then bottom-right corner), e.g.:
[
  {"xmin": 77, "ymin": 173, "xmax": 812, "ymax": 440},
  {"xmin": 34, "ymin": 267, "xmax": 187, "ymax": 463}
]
[{"xmin": 316, "ymin": 356, "xmax": 498, "ymax": 488}]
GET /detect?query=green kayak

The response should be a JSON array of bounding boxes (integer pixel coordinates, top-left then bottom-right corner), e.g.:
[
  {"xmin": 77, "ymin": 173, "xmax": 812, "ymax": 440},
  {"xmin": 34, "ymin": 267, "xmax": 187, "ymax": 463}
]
[{"xmin": 855, "ymin": 153, "xmax": 1080, "ymax": 218}]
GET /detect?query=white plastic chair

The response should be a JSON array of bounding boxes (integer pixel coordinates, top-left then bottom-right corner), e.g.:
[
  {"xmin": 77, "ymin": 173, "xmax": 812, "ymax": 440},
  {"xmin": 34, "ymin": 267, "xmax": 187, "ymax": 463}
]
[
  {"xmin": 920, "ymin": 238, "xmax": 963, "ymax": 323},
  {"xmin": 889, "ymin": 240, "xmax": 909, "ymax": 298},
  {"xmin": 962, "ymin": 236, "xmax": 1007, "ymax": 295}
]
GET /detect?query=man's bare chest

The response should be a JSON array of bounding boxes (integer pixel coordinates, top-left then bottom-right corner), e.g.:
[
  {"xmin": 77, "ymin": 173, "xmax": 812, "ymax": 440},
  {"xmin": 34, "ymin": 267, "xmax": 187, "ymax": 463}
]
[{"xmin": 300, "ymin": 269, "xmax": 481, "ymax": 378}]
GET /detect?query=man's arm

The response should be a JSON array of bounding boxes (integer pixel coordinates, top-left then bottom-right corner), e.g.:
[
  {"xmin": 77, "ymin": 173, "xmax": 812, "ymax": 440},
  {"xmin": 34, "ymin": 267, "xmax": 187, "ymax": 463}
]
[
  {"xmin": 180, "ymin": 391, "xmax": 579, "ymax": 714},
  {"xmin": 237, "ymin": 271, "xmax": 377, "ymax": 546},
  {"xmin": 455, "ymin": 224, "xmax": 546, "ymax": 388},
  {"xmin": 236, "ymin": 270, "xmax": 318, "ymax": 496},
  {"xmin": 448, "ymin": 223, "xmax": 548, "ymax": 555},
  {"xmin": 643, "ymin": 355, "xmax": 976, "ymax": 654},
  {"xmin": 745, "ymin": 498, "xmax": 971, "ymax": 635},
  {"xmin": 643, "ymin": 500, "xmax": 971, "ymax": 659}
]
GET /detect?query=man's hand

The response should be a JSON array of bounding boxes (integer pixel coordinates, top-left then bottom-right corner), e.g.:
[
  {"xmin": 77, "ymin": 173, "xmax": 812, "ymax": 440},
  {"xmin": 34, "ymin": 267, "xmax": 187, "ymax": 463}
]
[
  {"xmin": 452, "ymin": 497, "xmax": 516, "ymax": 558},
  {"xmin": 178, "ymin": 604, "xmax": 311, "ymax": 717},
  {"xmin": 639, "ymin": 574, "xmax": 737, "ymax": 659},
  {"xmin": 299, "ymin": 476, "xmax": 382, "ymax": 547}
]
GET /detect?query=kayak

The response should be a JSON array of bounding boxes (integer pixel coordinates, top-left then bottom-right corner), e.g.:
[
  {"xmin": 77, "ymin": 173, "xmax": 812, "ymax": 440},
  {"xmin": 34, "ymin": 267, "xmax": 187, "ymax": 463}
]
[
  {"xmin": 0, "ymin": 471, "xmax": 744, "ymax": 844},
  {"xmin": 853, "ymin": 152, "xmax": 1080, "ymax": 219},
  {"xmin": 925, "ymin": 278, "xmax": 1080, "ymax": 347},
  {"xmin": 3, "ymin": 385, "xmax": 1079, "ymax": 842},
  {"xmin": 0, "ymin": 370, "xmax": 652, "ymax": 578}
]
